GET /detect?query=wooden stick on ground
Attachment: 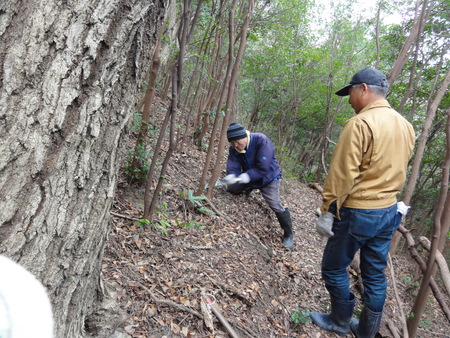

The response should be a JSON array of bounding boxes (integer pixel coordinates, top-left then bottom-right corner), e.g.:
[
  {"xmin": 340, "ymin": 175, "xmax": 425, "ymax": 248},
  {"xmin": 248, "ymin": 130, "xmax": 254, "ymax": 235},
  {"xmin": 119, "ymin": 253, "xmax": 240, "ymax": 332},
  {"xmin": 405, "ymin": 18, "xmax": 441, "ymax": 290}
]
[
  {"xmin": 388, "ymin": 253, "xmax": 409, "ymax": 337},
  {"xmin": 386, "ymin": 319, "xmax": 402, "ymax": 338},
  {"xmin": 202, "ymin": 292, "xmax": 240, "ymax": 338},
  {"xmin": 137, "ymin": 281, "xmax": 203, "ymax": 319}
]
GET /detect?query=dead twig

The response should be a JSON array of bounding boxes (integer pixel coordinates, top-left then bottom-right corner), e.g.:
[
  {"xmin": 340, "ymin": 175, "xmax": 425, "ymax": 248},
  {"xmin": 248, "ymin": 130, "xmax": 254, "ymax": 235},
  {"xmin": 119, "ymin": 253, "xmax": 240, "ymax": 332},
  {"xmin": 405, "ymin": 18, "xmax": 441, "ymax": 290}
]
[
  {"xmin": 386, "ymin": 319, "xmax": 401, "ymax": 338},
  {"xmin": 388, "ymin": 253, "xmax": 409, "ymax": 337},
  {"xmin": 203, "ymin": 196, "xmax": 227, "ymax": 219},
  {"xmin": 185, "ymin": 245, "xmax": 213, "ymax": 250},
  {"xmin": 110, "ymin": 211, "xmax": 140, "ymax": 221},
  {"xmin": 137, "ymin": 282, "xmax": 203, "ymax": 319},
  {"xmin": 201, "ymin": 292, "xmax": 240, "ymax": 338}
]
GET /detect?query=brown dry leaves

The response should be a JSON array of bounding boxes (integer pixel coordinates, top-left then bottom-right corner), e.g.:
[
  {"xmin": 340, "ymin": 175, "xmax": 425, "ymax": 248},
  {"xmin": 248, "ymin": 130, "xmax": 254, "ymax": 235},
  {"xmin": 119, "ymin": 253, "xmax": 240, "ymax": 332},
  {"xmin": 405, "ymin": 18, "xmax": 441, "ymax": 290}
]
[{"xmin": 100, "ymin": 130, "xmax": 450, "ymax": 338}]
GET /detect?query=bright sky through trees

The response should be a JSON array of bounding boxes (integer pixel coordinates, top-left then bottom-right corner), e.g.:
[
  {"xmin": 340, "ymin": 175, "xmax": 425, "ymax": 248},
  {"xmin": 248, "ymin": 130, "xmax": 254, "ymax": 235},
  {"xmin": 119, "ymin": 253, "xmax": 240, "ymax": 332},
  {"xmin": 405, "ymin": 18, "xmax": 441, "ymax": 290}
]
[{"xmin": 311, "ymin": 0, "xmax": 407, "ymax": 39}]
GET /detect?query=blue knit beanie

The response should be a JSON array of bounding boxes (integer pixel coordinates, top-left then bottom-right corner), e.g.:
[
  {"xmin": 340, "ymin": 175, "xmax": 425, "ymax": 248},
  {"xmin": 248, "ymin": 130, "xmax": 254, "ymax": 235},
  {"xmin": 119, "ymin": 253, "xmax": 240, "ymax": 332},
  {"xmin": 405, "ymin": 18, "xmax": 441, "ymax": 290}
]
[{"xmin": 227, "ymin": 123, "xmax": 247, "ymax": 142}]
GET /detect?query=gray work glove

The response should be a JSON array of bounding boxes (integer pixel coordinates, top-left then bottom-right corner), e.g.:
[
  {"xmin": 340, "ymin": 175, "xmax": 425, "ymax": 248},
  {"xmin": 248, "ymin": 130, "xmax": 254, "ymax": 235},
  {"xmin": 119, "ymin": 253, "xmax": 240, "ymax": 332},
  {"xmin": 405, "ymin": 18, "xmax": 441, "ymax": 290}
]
[
  {"xmin": 238, "ymin": 173, "xmax": 250, "ymax": 184},
  {"xmin": 224, "ymin": 174, "xmax": 238, "ymax": 184},
  {"xmin": 316, "ymin": 212, "xmax": 334, "ymax": 238}
]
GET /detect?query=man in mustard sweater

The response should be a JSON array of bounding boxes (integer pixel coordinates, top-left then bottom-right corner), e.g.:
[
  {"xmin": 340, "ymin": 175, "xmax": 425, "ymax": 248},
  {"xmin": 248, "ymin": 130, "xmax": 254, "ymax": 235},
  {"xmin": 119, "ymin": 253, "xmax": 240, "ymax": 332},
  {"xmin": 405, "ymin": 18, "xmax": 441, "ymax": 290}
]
[{"xmin": 310, "ymin": 68, "xmax": 415, "ymax": 337}]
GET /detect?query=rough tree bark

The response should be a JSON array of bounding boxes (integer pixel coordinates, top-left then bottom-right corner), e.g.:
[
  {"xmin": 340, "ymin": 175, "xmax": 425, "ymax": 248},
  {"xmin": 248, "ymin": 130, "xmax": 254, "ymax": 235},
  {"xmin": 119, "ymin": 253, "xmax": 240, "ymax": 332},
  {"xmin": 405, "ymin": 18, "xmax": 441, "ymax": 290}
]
[{"xmin": 0, "ymin": 0, "xmax": 166, "ymax": 336}]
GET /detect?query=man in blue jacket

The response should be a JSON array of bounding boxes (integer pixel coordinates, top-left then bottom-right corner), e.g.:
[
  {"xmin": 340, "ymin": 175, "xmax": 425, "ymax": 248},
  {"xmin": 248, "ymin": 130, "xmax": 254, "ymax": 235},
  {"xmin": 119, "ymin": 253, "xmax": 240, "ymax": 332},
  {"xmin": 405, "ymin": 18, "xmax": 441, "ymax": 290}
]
[{"xmin": 224, "ymin": 123, "xmax": 294, "ymax": 249}]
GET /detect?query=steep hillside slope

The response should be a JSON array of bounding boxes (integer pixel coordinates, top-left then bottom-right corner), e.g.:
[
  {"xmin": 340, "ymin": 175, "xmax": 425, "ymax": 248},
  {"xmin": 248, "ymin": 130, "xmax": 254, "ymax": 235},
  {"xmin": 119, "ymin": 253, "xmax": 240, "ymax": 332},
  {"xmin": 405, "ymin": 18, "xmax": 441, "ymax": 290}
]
[{"xmin": 98, "ymin": 110, "xmax": 449, "ymax": 337}]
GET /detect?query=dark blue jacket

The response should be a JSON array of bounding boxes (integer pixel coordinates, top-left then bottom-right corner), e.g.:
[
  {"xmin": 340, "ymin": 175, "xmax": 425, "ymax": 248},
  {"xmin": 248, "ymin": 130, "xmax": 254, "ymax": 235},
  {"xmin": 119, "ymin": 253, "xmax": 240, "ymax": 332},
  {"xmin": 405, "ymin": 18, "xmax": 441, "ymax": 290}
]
[{"xmin": 226, "ymin": 133, "xmax": 281, "ymax": 189}]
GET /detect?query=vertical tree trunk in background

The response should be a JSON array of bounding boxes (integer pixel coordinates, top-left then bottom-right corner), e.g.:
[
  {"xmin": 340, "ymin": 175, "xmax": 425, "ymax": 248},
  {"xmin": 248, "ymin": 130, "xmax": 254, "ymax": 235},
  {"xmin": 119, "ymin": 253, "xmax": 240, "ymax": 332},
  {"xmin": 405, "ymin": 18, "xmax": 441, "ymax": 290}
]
[
  {"xmin": 207, "ymin": 0, "xmax": 255, "ymax": 199},
  {"xmin": 144, "ymin": 0, "xmax": 196, "ymax": 220},
  {"xmin": 130, "ymin": 22, "xmax": 165, "ymax": 174},
  {"xmin": 387, "ymin": 0, "xmax": 430, "ymax": 85},
  {"xmin": 407, "ymin": 109, "xmax": 450, "ymax": 336},
  {"xmin": 374, "ymin": 0, "xmax": 382, "ymax": 68},
  {"xmin": 0, "ymin": 1, "xmax": 165, "ymax": 336}
]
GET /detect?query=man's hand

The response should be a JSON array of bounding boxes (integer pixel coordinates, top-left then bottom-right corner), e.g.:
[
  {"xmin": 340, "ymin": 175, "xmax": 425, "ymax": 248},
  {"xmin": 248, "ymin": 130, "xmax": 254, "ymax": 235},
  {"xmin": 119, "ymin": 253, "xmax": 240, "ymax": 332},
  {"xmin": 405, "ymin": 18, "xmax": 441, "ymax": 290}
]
[
  {"xmin": 238, "ymin": 173, "xmax": 250, "ymax": 184},
  {"xmin": 224, "ymin": 174, "xmax": 238, "ymax": 184},
  {"xmin": 316, "ymin": 212, "xmax": 334, "ymax": 238}
]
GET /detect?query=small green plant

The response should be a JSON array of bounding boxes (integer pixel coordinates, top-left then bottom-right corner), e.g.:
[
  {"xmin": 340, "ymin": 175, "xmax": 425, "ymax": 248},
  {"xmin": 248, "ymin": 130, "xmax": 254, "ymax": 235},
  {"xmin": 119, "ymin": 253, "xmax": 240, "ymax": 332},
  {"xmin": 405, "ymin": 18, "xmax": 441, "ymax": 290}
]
[
  {"xmin": 125, "ymin": 143, "xmax": 151, "ymax": 181},
  {"xmin": 137, "ymin": 218, "xmax": 150, "ymax": 229},
  {"xmin": 179, "ymin": 189, "xmax": 215, "ymax": 215},
  {"xmin": 401, "ymin": 274, "xmax": 420, "ymax": 288},
  {"xmin": 154, "ymin": 219, "xmax": 171, "ymax": 236},
  {"xmin": 419, "ymin": 318, "xmax": 432, "ymax": 330},
  {"xmin": 353, "ymin": 305, "xmax": 363, "ymax": 319},
  {"xmin": 124, "ymin": 113, "xmax": 157, "ymax": 182},
  {"xmin": 152, "ymin": 202, "xmax": 172, "ymax": 235},
  {"xmin": 176, "ymin": 219, "xmax": 205, "ymax": 229},
  {"xmin": 291, "ymin": 308, "xmax": 311, "ymax": 326}
]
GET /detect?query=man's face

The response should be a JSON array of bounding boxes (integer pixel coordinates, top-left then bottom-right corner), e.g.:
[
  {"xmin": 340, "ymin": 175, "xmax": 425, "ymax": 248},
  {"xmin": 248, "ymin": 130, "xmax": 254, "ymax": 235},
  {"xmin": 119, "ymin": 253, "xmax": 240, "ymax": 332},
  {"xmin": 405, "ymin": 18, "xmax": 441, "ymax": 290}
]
[
  {"xmin": 230, "ymin": 137, "xmax": 247, "ymax": 151},
  {"xmin": 348, "ymin": 84, "xmax": 369, "ymax": 114}
]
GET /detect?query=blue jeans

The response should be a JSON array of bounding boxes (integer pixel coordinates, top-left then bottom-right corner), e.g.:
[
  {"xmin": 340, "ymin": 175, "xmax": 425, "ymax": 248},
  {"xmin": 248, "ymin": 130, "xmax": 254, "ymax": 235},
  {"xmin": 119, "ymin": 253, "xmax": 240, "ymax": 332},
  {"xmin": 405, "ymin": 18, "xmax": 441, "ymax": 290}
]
[{"xmin": 321, "ymin": 204, "xmax": 401, "ymax": 312}]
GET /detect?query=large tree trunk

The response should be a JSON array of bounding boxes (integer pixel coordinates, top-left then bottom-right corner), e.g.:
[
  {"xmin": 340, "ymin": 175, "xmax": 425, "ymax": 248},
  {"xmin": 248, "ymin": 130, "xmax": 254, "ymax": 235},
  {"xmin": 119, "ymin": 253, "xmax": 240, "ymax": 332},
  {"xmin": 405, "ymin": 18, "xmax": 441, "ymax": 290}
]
[{"xmin": 0, "ymin": 1, "xmax": 166, "ymax": 337}]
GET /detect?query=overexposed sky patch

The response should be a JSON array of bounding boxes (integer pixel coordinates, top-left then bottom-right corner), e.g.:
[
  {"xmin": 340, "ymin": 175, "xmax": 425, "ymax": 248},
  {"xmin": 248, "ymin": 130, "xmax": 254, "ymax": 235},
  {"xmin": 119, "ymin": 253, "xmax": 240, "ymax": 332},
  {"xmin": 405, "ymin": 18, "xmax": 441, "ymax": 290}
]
[{"xmin": 309, "ymin": 0, "xmax": 408, "ymax": 39}]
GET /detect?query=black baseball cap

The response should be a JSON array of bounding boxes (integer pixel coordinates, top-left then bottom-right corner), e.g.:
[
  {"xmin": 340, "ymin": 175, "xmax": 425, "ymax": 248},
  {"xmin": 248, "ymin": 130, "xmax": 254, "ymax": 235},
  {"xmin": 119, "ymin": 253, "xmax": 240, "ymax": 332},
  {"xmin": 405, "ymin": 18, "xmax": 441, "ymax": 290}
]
[{"xmin": 335, "ymin": 68, "xmax": 388, "ymax": 96}]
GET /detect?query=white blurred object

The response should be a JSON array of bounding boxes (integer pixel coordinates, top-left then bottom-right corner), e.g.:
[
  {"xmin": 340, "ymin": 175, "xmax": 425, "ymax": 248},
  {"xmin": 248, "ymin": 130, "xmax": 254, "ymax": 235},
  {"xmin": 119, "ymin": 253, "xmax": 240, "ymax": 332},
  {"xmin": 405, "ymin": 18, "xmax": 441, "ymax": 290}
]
[
  {"xmin": 397, "ymin": 201, "xmax": 411, "ymax": 215},
  {"xmin": 223, "ymin": 174, "xmax": 238, "ymax": 184},
  {"xmin": 0, "ymin": 255, "xmax": 54, "ymax": 338},
  {"xmin": 238, "ymin": 173, "xmax": 250, "ymax": 184}
]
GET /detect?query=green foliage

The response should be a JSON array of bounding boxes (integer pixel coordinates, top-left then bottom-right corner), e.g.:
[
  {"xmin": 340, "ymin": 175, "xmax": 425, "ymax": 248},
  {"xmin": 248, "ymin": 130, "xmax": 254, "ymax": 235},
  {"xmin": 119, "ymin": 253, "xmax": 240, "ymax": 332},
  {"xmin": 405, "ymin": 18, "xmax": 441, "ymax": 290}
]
[
  {"xmin": 401, "ymin": 274, "xmax": 420, "ymax": 297},
  {"xmin": 291, "ymin": 307, "xmax": 311, "ymax": 326},
  {"xmin": 124, "ymin": 113, "xmax": 158, "ymax": 182},
  {"xmin": 419, "ymin": 318, "xmax": 433, "ymax": 330},
  {"xmin": 137, "ymin": 218, "xmax": 150, "ymax": 229},
  {"xmin": 179, "ymin": 189, "xmax": 215, "ymax": 215},
  {"xmin": 152, "ymin": 202, "xmax": 171, "ymax": 236},
  {"xmin": 175, "ymin": 219, "xmax": 205, "ymax": 229},
  {"xmin": 125, "ymin": 143, "xmax": 151, "ymax": 182},
  {"xmin": 176, "ymin": 0, "xmax": 450, "ymax": 246}
]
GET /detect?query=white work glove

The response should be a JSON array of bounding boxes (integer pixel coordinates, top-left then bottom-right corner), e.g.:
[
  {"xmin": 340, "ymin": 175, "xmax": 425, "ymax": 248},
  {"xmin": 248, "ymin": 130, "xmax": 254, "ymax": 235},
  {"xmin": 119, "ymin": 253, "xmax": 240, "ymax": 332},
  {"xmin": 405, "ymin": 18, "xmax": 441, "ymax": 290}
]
[
  {"xmin": 316, "ymin": 212, "xmax": 334, "ymax": 238},
  {"xmin": 397, "ymin": 201, "xmax": 411, "ymax": 215},
  {"xmin": 238, "ymin": 173, "xmax": 250, "ymax": 184},
  {"xmin": 224, "ymin": 174, "xmax": 238, "ymax": 184}
]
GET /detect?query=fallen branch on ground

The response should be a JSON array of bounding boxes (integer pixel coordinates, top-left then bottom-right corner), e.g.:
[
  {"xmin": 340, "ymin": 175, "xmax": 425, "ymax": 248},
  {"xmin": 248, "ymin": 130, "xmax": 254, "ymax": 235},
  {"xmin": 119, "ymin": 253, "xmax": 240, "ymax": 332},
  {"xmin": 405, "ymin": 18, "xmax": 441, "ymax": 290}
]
[
  {"xmin": 110, "ymin": 211, "xmax": 140, "ymax": 221},
  {"xmin": 388, "ymin": 253, "xmax": 409, "ymax": 337},
  {"xmin": 137, "ymin": 281, "xmax": 203, "ymax": 319},
  {"xmin": 202, "ymin": 292, "xmax": 240, "ymax": 338},
  {"xmin": 386, "ymin": 319, "xmax": 401, "ymax": 338},
  {"xmin": 398, "ymin": 225, "xmax": 450, "ymax": 320},
  {"xmin": 418, "ymin": 236, "xmax": 450, "ymax": 297}
]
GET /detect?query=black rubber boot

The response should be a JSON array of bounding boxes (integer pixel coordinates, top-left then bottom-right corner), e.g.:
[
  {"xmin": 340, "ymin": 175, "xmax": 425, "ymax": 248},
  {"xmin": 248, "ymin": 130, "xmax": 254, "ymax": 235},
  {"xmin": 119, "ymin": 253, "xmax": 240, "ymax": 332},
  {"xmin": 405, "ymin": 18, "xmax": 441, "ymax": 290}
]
[
  {"xmin": 350, "ymin": 306, "xmax": 382, "ymax": 338},
  {"xmin": 310, "ymin": 293, "xmax": 355, "ymax": 336},
  {"xmin": 275, "ymin": 208, "xmax": 294, "ymax": 248}
]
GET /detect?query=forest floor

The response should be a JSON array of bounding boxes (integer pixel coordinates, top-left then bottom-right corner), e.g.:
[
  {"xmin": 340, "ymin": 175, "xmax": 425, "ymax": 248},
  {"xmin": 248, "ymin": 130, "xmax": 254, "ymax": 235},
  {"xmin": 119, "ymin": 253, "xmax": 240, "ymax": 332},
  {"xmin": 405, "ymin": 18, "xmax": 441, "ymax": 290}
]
[{"xmin": 97, "ymin": 101, "xmax": 450, "ymax": 338}]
